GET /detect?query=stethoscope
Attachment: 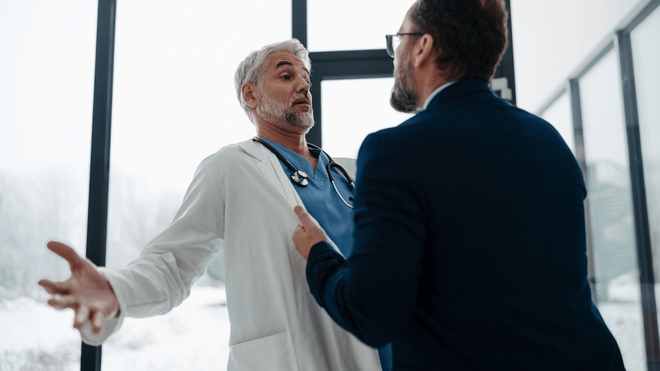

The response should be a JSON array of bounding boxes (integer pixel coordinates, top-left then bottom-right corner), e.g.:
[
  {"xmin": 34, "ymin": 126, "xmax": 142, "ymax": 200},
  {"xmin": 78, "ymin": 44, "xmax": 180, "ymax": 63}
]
[{"xmin": 253, "ymin": 137, "xmax": 355, "ymax": 208}]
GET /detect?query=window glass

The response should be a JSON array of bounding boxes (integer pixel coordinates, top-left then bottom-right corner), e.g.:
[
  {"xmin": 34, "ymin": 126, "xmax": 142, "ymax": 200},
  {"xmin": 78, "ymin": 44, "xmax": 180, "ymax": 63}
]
[
  {"xmin": 579, "ymin": 49, "xmax": 644, "ymax": 370},
  {"xmin": 308, "ymin": 0, "xmax": 412, "ymax": 52},
  {"xmin": 321, "ymin": 78, "xmax": 413, "ymax": 160},
  {"xmin": 0, "ymin": 1, "xmax": 97, "ymax": 369},
  {"xmin": 103, "ymin": 0, "xmax": 290, "ymax": 369},
  {"xmin": 540, "ymin": 91, "xmax": 575, "ymax": 154},
  {"xmin": 632, "ymin": 4, "xmax": 660, "ymax": 299}
]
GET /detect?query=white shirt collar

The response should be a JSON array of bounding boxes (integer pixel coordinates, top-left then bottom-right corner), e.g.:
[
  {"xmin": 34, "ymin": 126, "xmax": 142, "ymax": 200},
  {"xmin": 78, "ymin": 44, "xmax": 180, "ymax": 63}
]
[{"xmin": 422, "ymin": 81, "xmax": 457, "ymax": 110}]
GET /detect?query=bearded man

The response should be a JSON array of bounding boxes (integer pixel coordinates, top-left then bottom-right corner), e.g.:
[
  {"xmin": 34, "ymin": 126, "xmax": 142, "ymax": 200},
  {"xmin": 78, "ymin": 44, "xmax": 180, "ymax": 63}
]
[
  {"xmin": 38, "ymin": 39, "xmax": 386, "ymax": 371},
  {"xmin": 292, "ymin": 1, "xmax": 625, "ymax": 370}
]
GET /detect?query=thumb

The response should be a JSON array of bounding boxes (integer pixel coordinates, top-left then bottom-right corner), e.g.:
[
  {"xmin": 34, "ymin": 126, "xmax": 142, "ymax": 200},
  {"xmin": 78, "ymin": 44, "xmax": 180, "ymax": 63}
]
[{"xmin": 293, "ymin": 205, "xmax": 311, "ymax": 227}]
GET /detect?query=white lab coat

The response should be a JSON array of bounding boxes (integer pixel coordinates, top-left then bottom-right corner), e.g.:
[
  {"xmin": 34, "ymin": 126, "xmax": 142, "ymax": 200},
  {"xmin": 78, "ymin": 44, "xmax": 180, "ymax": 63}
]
[{"xmin": 81, "ymin": 138, "xmax": 381, "ymax": 371}]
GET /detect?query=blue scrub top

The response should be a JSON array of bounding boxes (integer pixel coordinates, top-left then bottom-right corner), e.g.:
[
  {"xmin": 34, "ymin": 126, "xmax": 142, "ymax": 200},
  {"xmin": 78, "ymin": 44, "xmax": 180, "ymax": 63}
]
[
  {"xmin": 261, "ymin": 138, "xmax": 354, "ymax": 256},
  {"xmin": 260, "ymin": 138, "xmax": 393, "ymax": 371}
]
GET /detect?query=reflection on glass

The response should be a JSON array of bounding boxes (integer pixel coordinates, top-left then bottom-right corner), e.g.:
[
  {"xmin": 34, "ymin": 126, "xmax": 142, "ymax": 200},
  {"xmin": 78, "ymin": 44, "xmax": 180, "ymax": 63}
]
[
  {"xmin": 103, "ymin": 1, "xmax": 290, "ymax": 369},
  {"xmin": 540, "ymin": 91, "xmax": 575, "ymax": 154},
  {"xmin": 632, "ymin": 5, "xmax": 660, "ymax": 298},
  {"xmin": 321, "ymin": 78, "xmax": 413, "ymax": 159},
  {"xmin": 0, "ymin": 1, "xmax": 97, "ymax": 369},
  {"xmin": 308, "ymin": 0, "xmax": 412, "ymax": 51},
  {"xmin": 580, "ymin": 49, "xmax": 644, "ymax": 370}
]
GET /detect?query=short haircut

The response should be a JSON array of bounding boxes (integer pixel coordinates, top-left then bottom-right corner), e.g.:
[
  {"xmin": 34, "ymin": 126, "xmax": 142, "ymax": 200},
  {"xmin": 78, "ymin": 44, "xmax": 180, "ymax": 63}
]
[
  {"xmin": 412, "ymin": 0, "xmax": 508, "ymax": 82},
  {"xmin": 234, "ymin": 39, "xmax": 311, "ymax": 123}
]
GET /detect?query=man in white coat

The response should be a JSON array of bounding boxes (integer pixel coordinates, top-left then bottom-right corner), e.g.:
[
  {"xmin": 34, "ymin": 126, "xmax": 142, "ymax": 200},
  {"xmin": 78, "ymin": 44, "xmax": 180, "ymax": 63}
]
[{"xmin": 38, "ymin": 39, "xmax": 385, "ymax": 371}]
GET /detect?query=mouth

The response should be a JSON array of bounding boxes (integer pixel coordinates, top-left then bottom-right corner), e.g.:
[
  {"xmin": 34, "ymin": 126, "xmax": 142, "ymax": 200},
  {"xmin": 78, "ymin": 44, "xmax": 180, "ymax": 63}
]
[{"xmin": 292, "ymin": 98, "xmax": 311, "ymax": 107}]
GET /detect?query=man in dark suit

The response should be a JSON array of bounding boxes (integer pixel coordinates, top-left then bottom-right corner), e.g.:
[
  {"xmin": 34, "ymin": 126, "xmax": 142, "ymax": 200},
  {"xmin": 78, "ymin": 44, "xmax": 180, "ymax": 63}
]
[{"xmin": 292, "ymin": 0, "xmax": 626, "ymax": 369}]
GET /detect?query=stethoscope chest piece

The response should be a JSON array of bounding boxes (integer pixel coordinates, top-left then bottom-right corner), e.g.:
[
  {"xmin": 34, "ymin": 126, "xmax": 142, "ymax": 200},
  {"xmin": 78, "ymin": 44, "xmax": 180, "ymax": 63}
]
[{"xmin": 291, "ymin": 169, "xmax": 309, "ymax": 187}]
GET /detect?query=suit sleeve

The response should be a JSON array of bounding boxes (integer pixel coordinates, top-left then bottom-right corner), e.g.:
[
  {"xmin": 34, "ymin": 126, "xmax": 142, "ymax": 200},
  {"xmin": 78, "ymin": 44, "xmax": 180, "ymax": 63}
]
[{"xmin": 306, "ymin": 132, "xmax": 427, "ymax": 347}]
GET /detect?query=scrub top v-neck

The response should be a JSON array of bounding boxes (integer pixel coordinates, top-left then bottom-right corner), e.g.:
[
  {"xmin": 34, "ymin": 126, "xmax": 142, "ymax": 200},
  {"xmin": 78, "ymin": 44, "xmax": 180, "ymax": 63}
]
[{"xmin": 260, "ymin": 138, "xmax": 354, "ymax": 257}]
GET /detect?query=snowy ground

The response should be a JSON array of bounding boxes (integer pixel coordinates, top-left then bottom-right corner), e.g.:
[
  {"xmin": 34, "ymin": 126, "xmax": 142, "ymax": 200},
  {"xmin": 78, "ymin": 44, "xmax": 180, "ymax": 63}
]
[
  {"xmin": 0, "ymin": 278, "xmax": 648, "ymax": 371},
  {"xmin": 0, "ymin": 284, "xmax": 230, "ymax": 371}
]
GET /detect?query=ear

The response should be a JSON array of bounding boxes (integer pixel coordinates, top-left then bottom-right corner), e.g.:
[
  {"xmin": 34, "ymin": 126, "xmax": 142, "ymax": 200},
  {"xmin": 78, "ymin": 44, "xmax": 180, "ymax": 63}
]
[
  {"xmin": 413, "ymin": 33, "xmax": 436, "ymax": 68},
  {"xmin": 242, "ymin": 82, "xmax": 260, "ymax": 109}
]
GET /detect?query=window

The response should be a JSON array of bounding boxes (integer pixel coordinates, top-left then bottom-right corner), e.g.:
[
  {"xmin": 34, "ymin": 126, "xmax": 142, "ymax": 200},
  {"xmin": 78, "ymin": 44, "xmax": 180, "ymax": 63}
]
[
  {"xmin": 321, "ymin": 78, "xmax": 412, "ymax": 159},
  {"xmin": 102, "ymin": 0, "xmax": 291, "ymax": 368},
  {"xmin": 631, "ymin": 5, "xmax": 660, "ymax": 296},
  {"xmin": 579, "ymin": 49, "xmax": 644, "ymax": 370},
  {"xmin": 0, "ymin": 1, "xmax": 97, "ymax": 369},
  {"xmin": 307, "ymin": 0, "xmax": 411, "ymax": 52},
  {"xmin": 540, "ymin": 91, "xmax": 575, "ymax": 154}
]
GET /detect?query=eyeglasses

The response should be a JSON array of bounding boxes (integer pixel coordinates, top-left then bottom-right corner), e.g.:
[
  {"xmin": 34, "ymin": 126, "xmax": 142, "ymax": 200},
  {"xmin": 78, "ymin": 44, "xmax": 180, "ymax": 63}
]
[{"xmin": 385, "ymin": 32, "xmax": 424, "ymax": 58}]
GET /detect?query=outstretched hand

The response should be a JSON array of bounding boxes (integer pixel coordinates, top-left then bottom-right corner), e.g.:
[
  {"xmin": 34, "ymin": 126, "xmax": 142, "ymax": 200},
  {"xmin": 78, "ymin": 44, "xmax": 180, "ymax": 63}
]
[
  {"xmin": 292, "ymin": 205, "xmax": 330, "ymax": 260},
  {"xmin": 38, "ymin": 241, "xmax": 119, "ymax": 334}
]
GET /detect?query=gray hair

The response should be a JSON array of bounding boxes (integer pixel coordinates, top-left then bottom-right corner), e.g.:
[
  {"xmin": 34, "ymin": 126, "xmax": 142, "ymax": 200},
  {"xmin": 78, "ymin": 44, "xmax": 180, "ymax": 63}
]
[{"xmin": 234, "ymin": 39, "xmax": 311, "ymax": 124}]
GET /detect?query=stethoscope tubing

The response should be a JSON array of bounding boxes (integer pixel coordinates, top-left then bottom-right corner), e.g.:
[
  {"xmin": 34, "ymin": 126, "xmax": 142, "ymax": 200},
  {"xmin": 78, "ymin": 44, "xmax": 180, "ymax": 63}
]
[{"xmin": 253, "ymin": 137, "xmax": 354, "ymax": 208}]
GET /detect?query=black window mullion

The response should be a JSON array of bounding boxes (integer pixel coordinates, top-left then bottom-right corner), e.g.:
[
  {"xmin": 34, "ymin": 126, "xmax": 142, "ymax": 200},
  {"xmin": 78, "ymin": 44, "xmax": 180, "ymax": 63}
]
[
  {"xmin": 492, "ymin": 0, "xmax": 517, "ymax": 105},
  {"xmin": 83, "ymin": 0, "xmax": 117, "ymax": 370},
  {"xmin": 616, "ymin": 29, "xmax": 660, "ymax": 370},
  {"xmin": 292, "ymin": 0, "xmax": 307, "ymax": 47}
]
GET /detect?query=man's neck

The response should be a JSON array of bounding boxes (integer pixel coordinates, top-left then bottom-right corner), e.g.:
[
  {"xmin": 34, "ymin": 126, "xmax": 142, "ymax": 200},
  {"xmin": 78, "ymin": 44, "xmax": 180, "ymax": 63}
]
[
  {"xmin": 416, "ymin": 75, "xmax": 450, "ymax": 110},
  {"xmin": 256, "ymin": 123, "xmax": 317, "ymax": 168},
  {"xmin": 256, "ymin": 122, "xmax": 308, "ymax": 155}
]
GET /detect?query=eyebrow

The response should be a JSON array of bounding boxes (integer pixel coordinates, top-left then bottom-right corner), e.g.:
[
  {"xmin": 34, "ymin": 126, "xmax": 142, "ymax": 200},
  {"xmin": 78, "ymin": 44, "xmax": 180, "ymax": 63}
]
[{"xmin": 275, "ymin": 60, "xmax": 310, "ymax": 76}]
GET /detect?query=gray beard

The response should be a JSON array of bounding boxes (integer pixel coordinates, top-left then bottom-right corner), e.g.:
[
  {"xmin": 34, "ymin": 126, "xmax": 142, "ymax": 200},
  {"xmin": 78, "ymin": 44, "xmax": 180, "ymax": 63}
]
[
  {"xmin": 390, "ymin": 55, "xmax": 419, "ymax": 113},
  {"xmin": 257, "ymin": 92, "xmax": 314, "ymax": 130}
]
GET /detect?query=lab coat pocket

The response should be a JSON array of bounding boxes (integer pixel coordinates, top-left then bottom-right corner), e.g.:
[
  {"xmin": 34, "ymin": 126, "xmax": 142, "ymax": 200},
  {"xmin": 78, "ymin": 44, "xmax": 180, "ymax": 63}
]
[{"xmin": 228, "ymin": 330, "xmax": 299, "ymax": 371}]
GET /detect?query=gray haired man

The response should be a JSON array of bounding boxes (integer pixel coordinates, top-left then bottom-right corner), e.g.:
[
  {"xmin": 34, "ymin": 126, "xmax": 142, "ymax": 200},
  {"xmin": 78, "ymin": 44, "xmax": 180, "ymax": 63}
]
[{"xmin": 39, "ymin": 39, "xmax": 385, "ymax": 371}]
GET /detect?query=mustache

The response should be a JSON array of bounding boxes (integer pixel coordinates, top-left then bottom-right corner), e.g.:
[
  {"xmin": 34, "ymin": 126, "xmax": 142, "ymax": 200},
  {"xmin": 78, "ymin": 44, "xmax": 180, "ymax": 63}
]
[{"xmin": 289, "ymin": 93, "xmax": 312, "ymax": 106}]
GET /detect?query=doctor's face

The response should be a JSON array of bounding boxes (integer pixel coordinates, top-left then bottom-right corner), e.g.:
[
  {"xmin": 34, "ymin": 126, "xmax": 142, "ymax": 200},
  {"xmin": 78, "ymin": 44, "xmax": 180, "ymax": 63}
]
[{"xmin": 255, "ymin": 52, "xmax": 314, "ymax": 133}]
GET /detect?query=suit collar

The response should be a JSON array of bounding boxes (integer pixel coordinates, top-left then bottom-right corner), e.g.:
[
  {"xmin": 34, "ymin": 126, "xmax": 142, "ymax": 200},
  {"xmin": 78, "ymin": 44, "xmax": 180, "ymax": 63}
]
[
  {"xmin": 422, "ymin": 81, "xmax": 457, "ymax": 110},
  {"xmin": 426, "ymin": 78, "xmax": 495, "ymax": 108}
]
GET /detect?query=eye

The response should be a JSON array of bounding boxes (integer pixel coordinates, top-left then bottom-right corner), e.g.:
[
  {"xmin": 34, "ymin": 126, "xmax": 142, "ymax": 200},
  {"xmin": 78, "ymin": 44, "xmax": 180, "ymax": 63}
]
[{"xmin": 281, "ymin": 74, "xmax": 291, "ymax": 80}]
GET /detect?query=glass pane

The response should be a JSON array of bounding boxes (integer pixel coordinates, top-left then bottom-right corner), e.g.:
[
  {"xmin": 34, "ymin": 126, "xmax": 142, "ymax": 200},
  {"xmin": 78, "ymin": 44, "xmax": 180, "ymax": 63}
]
[
  {"xmin": 308, "ymin": 0, "xmax": 412, "ymax": 52},
  {"xmin": 579, "ymin": 49, "xmax": 645, "ymax": 370},
  {"xmin": 540, "ymin": 91, "xmax": 575, "ymax": 155},
  {"xmin": 632, "ymin": 2, "xmax": 660, "ymax": 333},
  {"xmin": 103, "ymin": 0, "xmax": 290, "ymax": 369},
  {"xmin": 0, "ymin": 1, "xmax": 97, "ymax": 369},
  {"xmin": 321, "ymin": 78, "xmax": 413, "ymax": 159}
]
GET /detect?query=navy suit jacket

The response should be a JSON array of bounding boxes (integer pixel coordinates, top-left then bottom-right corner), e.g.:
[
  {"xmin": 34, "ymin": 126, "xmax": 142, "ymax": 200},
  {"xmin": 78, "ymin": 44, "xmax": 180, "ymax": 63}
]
[{"xmin": 306, "ymin": 79, "xmax": 625, "ymax": 370}]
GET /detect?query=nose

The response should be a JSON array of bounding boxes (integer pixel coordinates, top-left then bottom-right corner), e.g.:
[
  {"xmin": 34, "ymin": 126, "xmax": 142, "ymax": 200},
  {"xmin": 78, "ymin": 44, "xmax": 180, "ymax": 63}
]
[{"xmin": 297, "ymin": 76, "xmax": 310, "ymax": 93}]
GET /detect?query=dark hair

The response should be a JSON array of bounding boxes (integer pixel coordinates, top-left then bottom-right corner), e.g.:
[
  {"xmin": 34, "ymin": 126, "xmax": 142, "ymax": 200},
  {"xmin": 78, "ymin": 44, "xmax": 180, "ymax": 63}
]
[{"xmin": 412, "ymin": 0, "xmax": 508, "ymax": 81}]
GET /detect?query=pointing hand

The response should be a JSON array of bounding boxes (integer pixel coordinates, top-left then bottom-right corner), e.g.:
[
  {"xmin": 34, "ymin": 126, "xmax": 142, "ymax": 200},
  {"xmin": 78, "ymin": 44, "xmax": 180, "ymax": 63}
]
[{"xmin": 292, "ymin": 206, "xmax": 330, "ymax": 260}]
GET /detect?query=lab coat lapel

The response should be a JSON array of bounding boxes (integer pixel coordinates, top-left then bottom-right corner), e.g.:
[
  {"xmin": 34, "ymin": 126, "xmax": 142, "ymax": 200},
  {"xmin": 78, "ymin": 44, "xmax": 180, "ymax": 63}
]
[
  {"xmin": 238, "ymin": 139, "xmax": 303, "ymax": 208},
  {"xmin": 238, "ymin": 139, "xmax": 345, "ymax": 257}
]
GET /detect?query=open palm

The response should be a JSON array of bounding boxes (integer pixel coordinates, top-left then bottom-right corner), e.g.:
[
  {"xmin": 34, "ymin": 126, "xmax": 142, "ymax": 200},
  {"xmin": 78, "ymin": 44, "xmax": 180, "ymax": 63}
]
[{"xmin": 38, "ymin": 241, "xmax": 119, "ymax": 334}]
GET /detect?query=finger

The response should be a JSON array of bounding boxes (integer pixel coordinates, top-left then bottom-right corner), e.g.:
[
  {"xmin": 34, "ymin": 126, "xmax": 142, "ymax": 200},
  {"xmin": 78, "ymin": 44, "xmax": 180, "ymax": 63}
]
[
  {"xmin": 293, "ymin": 205, "xmax": 314, "ymax": 227},
  {"xmin": 47, "ymin": 241, "xmax": 84, "ymax": 271},
  {"xmin": 74, "ymin": 306, "xmax": 90, "ymax": 330},
  {"xmin": 292, "ymin": 224, "xmax": 304, "ymax": 240},
  {"xmin": 91, "ymin": 311, "xmax": 105, "ymax": 334},
  {"xmin": 47, "ymin": 294, "xmax": 78, "ymax": 310},
  {"xmin": 38, "ymin": 279, "xmax": 69, "ymax": 295}
]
